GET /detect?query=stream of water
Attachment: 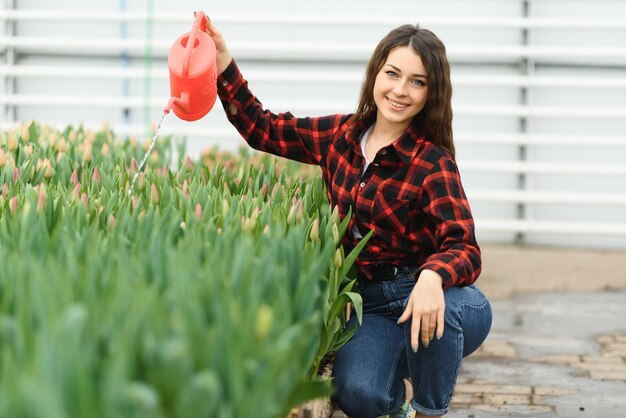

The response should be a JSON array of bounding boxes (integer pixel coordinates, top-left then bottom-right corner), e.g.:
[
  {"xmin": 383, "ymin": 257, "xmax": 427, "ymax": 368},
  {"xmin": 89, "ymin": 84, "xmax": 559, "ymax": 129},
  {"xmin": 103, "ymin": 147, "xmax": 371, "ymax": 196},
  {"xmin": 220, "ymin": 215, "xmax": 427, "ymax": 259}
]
[{"xmin": 127, "ymin": 110, "xmax": 169, "ymax": 196}]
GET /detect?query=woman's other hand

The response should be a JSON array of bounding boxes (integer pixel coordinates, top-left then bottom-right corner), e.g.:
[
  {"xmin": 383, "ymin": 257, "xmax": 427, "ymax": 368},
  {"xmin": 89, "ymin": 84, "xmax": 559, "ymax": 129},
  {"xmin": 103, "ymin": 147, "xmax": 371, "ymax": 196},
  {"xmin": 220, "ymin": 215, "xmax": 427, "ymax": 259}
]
[{"xmin": 398, "ymin": 269, "xmax": 445, "ymax": 352}]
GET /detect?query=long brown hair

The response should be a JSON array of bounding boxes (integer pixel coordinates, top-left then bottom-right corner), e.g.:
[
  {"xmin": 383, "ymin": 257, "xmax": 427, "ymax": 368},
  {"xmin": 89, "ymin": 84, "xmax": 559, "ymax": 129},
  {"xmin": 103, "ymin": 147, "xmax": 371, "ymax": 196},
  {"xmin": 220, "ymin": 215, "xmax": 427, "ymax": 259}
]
[{"xmin": 355, "ymin": 24, "xmax": 455, "ymax": 159}]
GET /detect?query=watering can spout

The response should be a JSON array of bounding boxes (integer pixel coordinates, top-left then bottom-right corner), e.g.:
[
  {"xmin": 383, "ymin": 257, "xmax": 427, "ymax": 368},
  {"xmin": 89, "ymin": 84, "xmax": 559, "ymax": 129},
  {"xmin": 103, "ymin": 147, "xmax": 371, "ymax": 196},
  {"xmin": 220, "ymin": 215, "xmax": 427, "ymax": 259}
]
[{"xmin": 165, "ymin": 93, "xmax": 191, "ymax": 115}]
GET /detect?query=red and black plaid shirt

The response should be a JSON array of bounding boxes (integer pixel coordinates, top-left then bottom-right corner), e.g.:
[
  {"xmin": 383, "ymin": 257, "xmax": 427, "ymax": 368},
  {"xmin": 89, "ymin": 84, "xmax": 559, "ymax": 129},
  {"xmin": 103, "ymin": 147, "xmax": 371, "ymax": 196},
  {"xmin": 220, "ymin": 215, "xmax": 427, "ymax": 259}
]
[{"xmin": 217, "ymin": 60, "xmax": 481, "ymax": 289}]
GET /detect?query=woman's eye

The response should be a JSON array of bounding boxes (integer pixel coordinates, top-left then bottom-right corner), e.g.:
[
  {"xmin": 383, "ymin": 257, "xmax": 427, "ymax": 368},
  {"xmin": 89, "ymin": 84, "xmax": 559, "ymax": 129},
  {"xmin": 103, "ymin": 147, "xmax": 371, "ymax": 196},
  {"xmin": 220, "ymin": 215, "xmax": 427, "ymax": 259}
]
[
  {"xmin": 411, "ymin": 79, "xmax": 426, "ymax": 87},
  {"xmin": 385, "ymin": 71, "xmax": 398, "ymax": 78}
]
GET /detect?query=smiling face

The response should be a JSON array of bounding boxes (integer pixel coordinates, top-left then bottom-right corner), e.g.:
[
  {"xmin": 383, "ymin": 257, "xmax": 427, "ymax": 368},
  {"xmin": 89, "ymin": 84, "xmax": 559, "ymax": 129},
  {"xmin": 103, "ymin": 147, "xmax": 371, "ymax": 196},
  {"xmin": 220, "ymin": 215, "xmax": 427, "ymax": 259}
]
[{"xmin": 373, "ymin": 46, "xmax": 428, "ymax": 131}]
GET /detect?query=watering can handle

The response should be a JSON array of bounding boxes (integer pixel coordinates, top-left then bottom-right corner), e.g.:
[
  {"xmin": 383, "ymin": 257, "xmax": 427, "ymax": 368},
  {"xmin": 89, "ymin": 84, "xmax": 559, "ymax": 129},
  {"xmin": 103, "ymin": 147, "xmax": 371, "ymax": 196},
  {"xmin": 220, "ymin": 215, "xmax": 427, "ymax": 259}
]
[{"xmin": 182, "ymin": 11, "xmax": 207, "ymax": 78}]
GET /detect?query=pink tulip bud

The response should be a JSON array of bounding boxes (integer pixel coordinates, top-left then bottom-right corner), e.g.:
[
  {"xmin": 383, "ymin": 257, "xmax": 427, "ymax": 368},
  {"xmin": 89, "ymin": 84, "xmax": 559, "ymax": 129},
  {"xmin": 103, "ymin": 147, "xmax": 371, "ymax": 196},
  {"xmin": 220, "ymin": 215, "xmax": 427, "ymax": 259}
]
[
  {"xmin": 1, "ymin": 183, "xmax": 8, "ymax": 197},
  {"xmin": 108, "ymin": 214, "xmax": 116, "ymax": 231},
  {"xmin": 131, "ymin": 196, "xmax": 139, "ymax": 210},
  {"xmin": 137, "ymin": 172, "xmax": 146, "ymax": 192},
  {"xmin": 36, "ymin": 189, "xmax": 46, "ymax": 213},
  {"xmin": 0, "ymin": 148, "xmax": 6, "ymax": 168},
  {"xmin": 92, "ymin": 166, "xmax": 101, "ymax": 186},
  {"xmin": 261, "ymin": 183, "xmax": 269, "ymax": 200},
  {"xmin": 43, "ymin": 159, "xmax": 52, "ymax": 178},
  {"xmin": 287, "ymin": 204, "xmax": 297, "ymax": 224},
  {"xmin": 81, "ymin": 193, "xmax": 89, "ymax": 211},
  {"xmin": 70, "ymin": 169, "xmax": 79, "ymax": 186},
  {"xmin": 130, "ymin": 157, "xmax": 138, "ymax": 173},
  {"xmin": 23, "ymin": 144, "xmax": 33, "ymax": 159},
  {"xmin": 150, "ymin": 184, "xmax": 160, "ymax": 205},
  {"xmin": 82, "ymin": 145, "xmax": 92, "ymax": 162},
  {"xmin": 270, "ymin": 183, "xmax": 279, "ymax": 201},
  {"xmin": 194, "ymin": 203, "xmax": 202, "ymax": 221},
  {"xmin": 8, "ymin": 131, "xmax": 18, "ymax": 151},
  {"xmin": 150, "ymin": 150, "xmax": 159, "ymax": 164},
  {"xmin": 296, "ymin": 199, "xmax": 303, "ymax": 222},
  {"xmin": 185, "ymin": 155, "xmax": 193, "ymax": 170},
  {"xmin": 9, "ymin": 196, "xmax": 17, "ymax": 217},
  {"xmin": 13, "ymin": 167, "xmax": 19, "ymax": 183},
  {"xmin": 71, "ymin": 183, "xmax": 81, "ymax": 201}
]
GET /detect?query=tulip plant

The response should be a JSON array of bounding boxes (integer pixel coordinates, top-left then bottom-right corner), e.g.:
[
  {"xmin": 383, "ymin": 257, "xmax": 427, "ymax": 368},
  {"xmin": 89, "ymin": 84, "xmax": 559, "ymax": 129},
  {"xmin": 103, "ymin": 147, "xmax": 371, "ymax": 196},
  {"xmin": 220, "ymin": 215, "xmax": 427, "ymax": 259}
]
[{"xmin": 0, "ymin": 121, "xmax": 369, "ymax": 418}]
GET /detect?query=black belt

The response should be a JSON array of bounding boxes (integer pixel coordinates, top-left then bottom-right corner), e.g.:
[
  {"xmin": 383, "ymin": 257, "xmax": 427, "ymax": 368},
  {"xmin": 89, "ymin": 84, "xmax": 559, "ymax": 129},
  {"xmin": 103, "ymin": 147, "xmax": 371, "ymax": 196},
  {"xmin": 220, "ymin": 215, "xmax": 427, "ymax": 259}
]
[{"xmin": 358, "ymin": 263, "xmax": 399, "ymax": 281}]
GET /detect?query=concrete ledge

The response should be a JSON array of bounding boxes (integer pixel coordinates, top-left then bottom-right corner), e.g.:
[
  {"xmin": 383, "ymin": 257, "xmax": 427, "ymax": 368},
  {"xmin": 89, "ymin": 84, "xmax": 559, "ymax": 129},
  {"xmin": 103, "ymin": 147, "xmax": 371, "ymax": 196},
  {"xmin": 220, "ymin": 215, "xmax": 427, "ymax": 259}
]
[{"xmin": 478, "ymin": 244, "xmax": 626, "ymax": 300}]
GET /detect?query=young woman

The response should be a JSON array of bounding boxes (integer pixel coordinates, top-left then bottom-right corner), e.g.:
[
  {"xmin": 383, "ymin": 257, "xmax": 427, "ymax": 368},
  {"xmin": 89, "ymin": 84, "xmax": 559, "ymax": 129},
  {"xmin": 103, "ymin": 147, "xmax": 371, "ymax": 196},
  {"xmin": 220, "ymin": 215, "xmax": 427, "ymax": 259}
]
[{"xmin": 206, "ymin": 19, "xmax": 492, "ymax": 418}]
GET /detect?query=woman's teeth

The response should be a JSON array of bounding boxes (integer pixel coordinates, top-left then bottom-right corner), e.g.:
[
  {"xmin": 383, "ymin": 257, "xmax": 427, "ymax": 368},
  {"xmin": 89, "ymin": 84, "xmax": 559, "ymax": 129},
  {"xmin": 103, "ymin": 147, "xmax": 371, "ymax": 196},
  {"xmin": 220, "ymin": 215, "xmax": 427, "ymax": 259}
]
[{"xmin": 387, "ymin": 98, "xmax": 408, "ymax": 109}]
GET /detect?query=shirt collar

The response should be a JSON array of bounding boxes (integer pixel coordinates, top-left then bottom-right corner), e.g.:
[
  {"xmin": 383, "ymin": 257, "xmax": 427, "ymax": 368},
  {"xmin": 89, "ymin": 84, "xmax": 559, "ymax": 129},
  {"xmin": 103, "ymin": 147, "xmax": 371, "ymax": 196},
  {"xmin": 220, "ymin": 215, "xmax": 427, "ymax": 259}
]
[{"xmin": 346, "ymin": 111, "xmax": 426, "ymax": 165}]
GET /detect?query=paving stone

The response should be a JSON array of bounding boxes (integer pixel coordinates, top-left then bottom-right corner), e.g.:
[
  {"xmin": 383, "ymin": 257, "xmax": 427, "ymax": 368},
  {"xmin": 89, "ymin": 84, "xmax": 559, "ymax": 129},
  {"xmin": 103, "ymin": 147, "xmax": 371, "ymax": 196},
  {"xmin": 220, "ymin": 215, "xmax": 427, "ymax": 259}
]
[
  {"xmin": 533, "ymin": 387, "xmax": 577, "ymax": 396},
  {"xmin": 574, "ymin": 362, "xmax": 626, "ymax": 372},
  {"xmin": 531, "ymin": 354, "xmax": 582, "ymax": 364},
  {"xmin": 589, "ymin": 371, "xmax": 626, "ymax": 380},
  {"xmin": 471, "ymin": 340, "xmax": 517, "ymax": 358},
  {"xmin": 455, "ymin": 375, "xmax": 470, "ymax": 384},
  {"xmin": 454, "ymin": 383, "xmax": 500, "ymax": 394},
  {"xmin": 596, "ymin": 335, "xmax": 616, "ymax": 344},
  {"xmin": 451, "ymin": 393, "xmax": 483, "ymax": 404},
  {"xmin": 582, "ymin": 355, "xmax": 624, "ymax": 363},
  {"xmin": 470, "ymin": 404, "xmax": 553, "ymax": 413},
  {"xmin": 483, "ymin": 394, "xmax": 531, "ymax": 405},
  {"xmin": 603, "ymin": 344, "xmax": 626, "ymax": 356},
  {"xmin": 491, "ymin": 385, "xmax": 533, "ymax": 395}
]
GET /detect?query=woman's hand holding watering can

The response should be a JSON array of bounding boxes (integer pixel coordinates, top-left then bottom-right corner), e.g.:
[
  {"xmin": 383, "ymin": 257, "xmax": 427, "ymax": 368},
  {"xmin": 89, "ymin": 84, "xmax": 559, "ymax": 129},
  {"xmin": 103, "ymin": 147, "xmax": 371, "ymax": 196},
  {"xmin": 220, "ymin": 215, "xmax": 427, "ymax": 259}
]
[{"xmin": 204, "ymin": 17, "xmax": 232, "ymax": 74}]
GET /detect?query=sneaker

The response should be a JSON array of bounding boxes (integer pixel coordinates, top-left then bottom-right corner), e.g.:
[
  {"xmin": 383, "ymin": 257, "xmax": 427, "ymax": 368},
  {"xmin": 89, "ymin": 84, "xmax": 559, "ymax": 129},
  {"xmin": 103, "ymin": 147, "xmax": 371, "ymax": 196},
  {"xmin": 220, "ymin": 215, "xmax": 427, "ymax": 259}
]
[{"xmin": 391, "ymin": 400, "xmax": 416, "ymax": 418}]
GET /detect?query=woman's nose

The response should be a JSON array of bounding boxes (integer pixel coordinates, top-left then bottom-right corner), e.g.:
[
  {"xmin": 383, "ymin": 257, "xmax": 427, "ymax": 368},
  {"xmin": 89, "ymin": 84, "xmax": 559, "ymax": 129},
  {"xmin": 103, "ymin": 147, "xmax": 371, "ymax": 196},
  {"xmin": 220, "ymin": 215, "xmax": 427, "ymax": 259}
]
[{"xmin": 392, "ymin": 80, "xmax": 408, "ymax": 96}]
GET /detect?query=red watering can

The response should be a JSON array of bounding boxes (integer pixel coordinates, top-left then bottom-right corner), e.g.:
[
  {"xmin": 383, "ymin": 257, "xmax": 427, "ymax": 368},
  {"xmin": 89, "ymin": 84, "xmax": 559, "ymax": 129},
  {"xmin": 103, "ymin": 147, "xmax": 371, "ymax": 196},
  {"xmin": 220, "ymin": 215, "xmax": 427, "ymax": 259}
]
[{"xmin": 166, "ymin": 11, "xmax": 217, "ymax": 121}]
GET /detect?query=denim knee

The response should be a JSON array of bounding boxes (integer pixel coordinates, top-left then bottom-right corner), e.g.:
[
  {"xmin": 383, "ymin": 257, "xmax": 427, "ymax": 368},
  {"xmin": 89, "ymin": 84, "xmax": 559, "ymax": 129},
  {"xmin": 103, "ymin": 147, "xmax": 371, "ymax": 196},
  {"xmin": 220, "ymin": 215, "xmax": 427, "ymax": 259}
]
[{"xmin": 332, "ymin": 373, "xmax": 394, "ymax": 418}]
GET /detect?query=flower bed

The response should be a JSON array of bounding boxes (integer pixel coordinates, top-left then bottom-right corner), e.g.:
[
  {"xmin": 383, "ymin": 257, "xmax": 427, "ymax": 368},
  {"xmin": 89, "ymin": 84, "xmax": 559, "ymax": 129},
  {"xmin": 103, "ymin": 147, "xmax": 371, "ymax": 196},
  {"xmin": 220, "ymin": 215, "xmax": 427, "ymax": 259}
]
[{"xmin": 0, "ymin": 122, "xmax": 368, "ymax": 418}]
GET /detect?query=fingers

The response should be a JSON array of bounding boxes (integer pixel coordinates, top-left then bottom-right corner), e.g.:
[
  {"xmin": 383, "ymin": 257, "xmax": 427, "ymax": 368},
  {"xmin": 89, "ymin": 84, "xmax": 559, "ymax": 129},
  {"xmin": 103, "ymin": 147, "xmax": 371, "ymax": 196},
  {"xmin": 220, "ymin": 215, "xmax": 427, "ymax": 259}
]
[
  {"xmin": 436, "ymin": 307, "xmax": 445, "ymax": 340},
  {"xmin": 422, "ymin": 312, "xmax": 437, "ymax": 347},
  {"xmin": 397, "ymin": 293, "xmax": 413, "ymax": 324},
  {"xmin": 403, "ymin": 306, "xmax": 445, "ymax": 352},
  {"xmin": 203, "ymin": 16, "xmax": 232, "ymax": 74},
  {"xmin": 410, "ymin": 314, "xmax": 421, "ymax": 353}
]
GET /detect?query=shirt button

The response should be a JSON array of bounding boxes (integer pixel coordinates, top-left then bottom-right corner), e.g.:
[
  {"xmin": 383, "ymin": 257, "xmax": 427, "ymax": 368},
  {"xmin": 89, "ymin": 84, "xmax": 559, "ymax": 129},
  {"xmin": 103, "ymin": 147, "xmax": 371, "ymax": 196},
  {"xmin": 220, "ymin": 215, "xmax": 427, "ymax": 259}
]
[
  {"xmin": 222, "ymin": 80, "xmax": 229, "ymax": 87},
  {"xmin": 359, "ymin": 182, "xmax": 366, "ymax": 188},
  {"xmin": 381, "ymin": 149, "xmax": 387, "ymax": 155}
]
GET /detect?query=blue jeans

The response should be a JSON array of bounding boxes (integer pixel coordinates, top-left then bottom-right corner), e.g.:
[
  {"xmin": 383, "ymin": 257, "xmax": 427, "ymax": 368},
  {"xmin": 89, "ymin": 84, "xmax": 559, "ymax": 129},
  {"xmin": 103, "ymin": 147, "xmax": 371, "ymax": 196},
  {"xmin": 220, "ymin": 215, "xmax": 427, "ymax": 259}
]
[{"xmin": 331, "ymin": 267, "xmax": 492, "ymax": 417}]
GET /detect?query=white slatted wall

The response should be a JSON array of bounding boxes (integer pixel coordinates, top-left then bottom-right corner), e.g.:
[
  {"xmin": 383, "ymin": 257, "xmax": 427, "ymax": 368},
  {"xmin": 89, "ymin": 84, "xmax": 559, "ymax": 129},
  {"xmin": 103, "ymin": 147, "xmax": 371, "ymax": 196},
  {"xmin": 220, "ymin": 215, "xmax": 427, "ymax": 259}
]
[{"xmin": 1, "ymin": 0, "xmax": 626, "ymax": 249}]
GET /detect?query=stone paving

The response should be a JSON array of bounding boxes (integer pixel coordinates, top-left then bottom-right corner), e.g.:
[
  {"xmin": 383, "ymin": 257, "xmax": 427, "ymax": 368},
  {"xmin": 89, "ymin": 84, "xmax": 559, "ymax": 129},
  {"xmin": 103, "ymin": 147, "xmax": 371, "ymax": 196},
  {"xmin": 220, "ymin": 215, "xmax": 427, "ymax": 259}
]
[
  {"xmin": 327, "ymin": 289, "xmax": 626, "ymax": 418},
  {"xmin": 447, "ymin": 289, "xmax": 626, "ymax": 417}
]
